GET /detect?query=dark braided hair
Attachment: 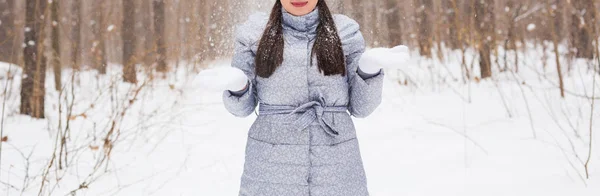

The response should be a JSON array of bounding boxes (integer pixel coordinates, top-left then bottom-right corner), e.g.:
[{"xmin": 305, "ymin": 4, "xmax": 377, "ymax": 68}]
[{"xmin": 255, "ymin": 0, "xmax": 346, "ymax": 78}]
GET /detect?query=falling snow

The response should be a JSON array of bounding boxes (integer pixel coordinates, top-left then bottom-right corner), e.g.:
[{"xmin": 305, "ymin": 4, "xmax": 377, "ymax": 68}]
[{"xmin": 527, "ymin": 23, "xmax": 536, "ymax": 31}]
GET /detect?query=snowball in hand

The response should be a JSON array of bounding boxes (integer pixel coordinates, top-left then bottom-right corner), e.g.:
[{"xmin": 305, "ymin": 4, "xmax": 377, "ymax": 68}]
[
  {"xmin": 358, "ymin": 45, "xmax": 410, "ymax": 74},
  {"xmin": 225, "ymin": 67, "xmax": 249, "ymax": 92},
  {"xmin": 197, "ymin": 66, "xmax": 249, "ymax": 92}
]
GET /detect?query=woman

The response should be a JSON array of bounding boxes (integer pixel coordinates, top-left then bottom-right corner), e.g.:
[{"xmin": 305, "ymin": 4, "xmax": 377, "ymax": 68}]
[{"xmin": 223, "ymin": 0, "xmax": 385, "ymax": 195}]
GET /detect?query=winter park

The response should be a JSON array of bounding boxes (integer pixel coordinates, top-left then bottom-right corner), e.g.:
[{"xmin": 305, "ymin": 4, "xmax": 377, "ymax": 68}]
[{"xmin": 1, "ymin": 0, "xmax": 600, "ymax": 195}]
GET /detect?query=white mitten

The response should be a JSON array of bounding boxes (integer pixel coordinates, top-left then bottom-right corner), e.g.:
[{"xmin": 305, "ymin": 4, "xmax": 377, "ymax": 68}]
[
  {"xmin": 358, "ymin": 48, "xmax": 386, "ymax": 74},
  {"xmin": 224, "ymin": 67, "xmax": 250, "ymax": 92},
  {"xmin": 358, "ymin": 45, "xmax": 410, "ymax": 74}
]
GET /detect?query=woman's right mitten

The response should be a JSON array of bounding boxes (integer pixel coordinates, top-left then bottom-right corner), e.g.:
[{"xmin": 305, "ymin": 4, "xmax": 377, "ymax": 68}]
[{"xmin": 224, "ymin": 67, "xmax": 250, "ymax": 93}]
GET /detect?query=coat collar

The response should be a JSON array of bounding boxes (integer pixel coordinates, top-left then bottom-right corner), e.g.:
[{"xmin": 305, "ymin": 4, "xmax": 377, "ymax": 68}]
[{"xmin": 282, "ymin": 7, "xmax": 319, "ymax": 35}]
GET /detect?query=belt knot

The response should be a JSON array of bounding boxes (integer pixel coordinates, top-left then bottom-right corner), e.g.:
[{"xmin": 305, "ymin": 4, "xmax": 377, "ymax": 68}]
[{"xmin": 258, "ymin": 98, "xmax": 347, "ymax": 137}]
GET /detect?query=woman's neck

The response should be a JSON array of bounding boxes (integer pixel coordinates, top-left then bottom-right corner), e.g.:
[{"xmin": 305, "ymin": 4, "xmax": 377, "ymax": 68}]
[{"xmin": 281, "ymin": 7, "xmax": 319, "ymax": 33}]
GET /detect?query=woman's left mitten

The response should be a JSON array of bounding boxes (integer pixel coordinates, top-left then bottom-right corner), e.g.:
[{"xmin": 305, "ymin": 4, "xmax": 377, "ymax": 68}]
[
  {"xmin": 359, "ymin": 45, "xmax": 411, "ymax": 73},
  {"xmin": 378, "ymin": 45, "xmax": 410, "ymax": 69},
  {"xmin": 358, "ymin": 49, "xmax": 385, "ymax": 75}
]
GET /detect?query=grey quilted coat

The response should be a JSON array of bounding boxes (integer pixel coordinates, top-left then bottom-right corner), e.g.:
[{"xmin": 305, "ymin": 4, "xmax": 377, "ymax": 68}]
[{"xmin": 222, "ymin": 7, "xmax": 384, "ymax": 196}]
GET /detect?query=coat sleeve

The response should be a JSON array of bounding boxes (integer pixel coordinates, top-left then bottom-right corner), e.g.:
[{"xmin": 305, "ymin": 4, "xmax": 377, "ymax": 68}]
[
  {"xmin": 336, "ymin": 15, "xmax": 385, "ymax": 118},
  {"xmin": 222, "ymin": 14, "xmax": 266, "ymax": 117}
]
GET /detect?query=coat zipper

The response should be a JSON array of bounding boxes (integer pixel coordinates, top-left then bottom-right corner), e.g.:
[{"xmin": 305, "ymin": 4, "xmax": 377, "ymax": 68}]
[{"xmin": 305, "ymin": 33, "xmax": 314, "ymax": 188}]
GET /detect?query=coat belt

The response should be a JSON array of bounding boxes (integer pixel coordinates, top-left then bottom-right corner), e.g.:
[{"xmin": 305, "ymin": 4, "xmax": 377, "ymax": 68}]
[{"xmin": 258, "ymin": 100, "xmax": 347, "ymax": 137}]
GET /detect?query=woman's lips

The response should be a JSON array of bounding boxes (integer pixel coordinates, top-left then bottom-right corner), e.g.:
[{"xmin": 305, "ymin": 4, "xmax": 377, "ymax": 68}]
[{"xmin": 291, "ymin": 1, "xmax": 308, "ymax": 7}]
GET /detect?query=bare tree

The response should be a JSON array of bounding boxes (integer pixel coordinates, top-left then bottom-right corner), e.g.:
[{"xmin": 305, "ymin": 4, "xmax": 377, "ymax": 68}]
[
  {"xmin": 551, "ymin": 0, "xmax": 564, "ymax": 39},
  {"xmin": 433, "ymin": 0, "xmax": 445, "ymax": 60},
  {"xmin": 139, "ymin": 0, "xmax": 155, "ymax": 67},
  {"xmin": 50, "ymin": 0, "xmax": 61, "ymax": 90},
  {"xmin": 584, "ymin": 49, "xmax": 596, "ymax": 179},
  {"xmin": 71, "ymin": 0, "xmax": 81, "ymax": 70},
  {"xmin": 461, "ymin": 0, "xmax": 475, "ymax": 46},
  {"xmin": 547, "ymin": 2, "xmax": 565, "ymax": 98},
  {"xmin": 122, "ymin": 0, "xmax": 137, "ymax": 83},
  {"xmin": 385, "ymin": 0, "xmax": 403, "ymax": 46},
  {"xmin": 196, "ymin": 0, "xmax": 210, "ymax": 65},
  {"xmin": 503, "ymin": 0, "xmax": 522, "ymax": 72},
  {"xmin": 415, "ymin": 0, "xmax": 433, "ymax": 57},
  {"xmin": 474, "ymin": 0, "xmax": 495, "ymax": 79},
  {"xmin": 452, "ymin": 0, "xmax": 473, "ymax": 80},
  {"xmin": 20, "ymin": 0, "xmax": 48, "ymax": 118},
  {"xmin": 442, "ymin": 0, "xmax": 460, "ymax": 49},
  {"xmin": 92, "ymin": 0, "xmax": 107, "ymax": 74},
  {"xmin": 570, "ymin": 0, "xmax": 596, "ymax": 59},
  {"xmin": 154, "ymin": 0, "xmax": 167, "ymax": 72},
  {"xmin": 0, "ymin": 0, "xmax": 15, "ymax": 63}
]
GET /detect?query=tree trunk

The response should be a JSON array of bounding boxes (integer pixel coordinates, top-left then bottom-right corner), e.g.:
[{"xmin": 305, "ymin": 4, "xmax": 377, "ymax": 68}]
[
  {"xmin": 433, "ymin": 1, "xmax": 444, "ymax": 60},
  {"xmin": 462, "ymin": 0, "xmax": 474, "ymax": 47},
  {"xmin": 505, "ymin": 0, "xmax": 516, "ymax": 51},
  {"xmin": 474, "ymin": 0, "xmax": 495, "ymax": 79},
  {"xmin": 552, "ymin": 0, "xmax": 564, "ymax": 39},
  {"xmin": 548, "ymin": 5, "xmax": 565, "ymax": 98},
  {"xmin": 571, "ymin": 0, "xmax": 596, "ymax": 59},
  {"xmin": 182, "ymin": 0, "xmax": 195, "ymax": 61},
  {"xmin": 444, "ymin": 0, "xmax": 460, "ymax": 49},
  {"xmin": 196, "ymin": 0, "xmax": 209, "ymax": 65},
  {"xmin": 368, "ymin": 0, "xmax": 380, "ymax": 47},
  {"xmin": 140, "ymin": 0, "xmax": 154, "ymax": 67},
  {"xmin": 51, "ymin": 0, "xmax": 61, "ymax": 90},
  {"xmin": 20, "ymin": 0, "xmax": 47, "ymax": 118},
  {"xmin": 71, "ymin": 0, "xmax": 81, "ymax": 70},
  {"xmin": 0, "ymin": 0, "xmax": 15, "ymax": 63},
  {"xmin": 154, "ymin": 0, "xmax": 167, "ymax": 72},
  {"xmin": 503, "ymin": 0, "xmax": 521, "ymax": 72},
  {"xmin": 93, "ymin": 0, "xmax": 107, "ymax": 74},
  {"xmin": 385, "ymin": 0, "xmax": 402, "ymax": 46},
  {"xmin": 122, "ymin": 0, "xmax": 137, "ymax": 83},
  {"xmin": 415, "ymin": 0, "xmax": 433, "ymax": 57}
]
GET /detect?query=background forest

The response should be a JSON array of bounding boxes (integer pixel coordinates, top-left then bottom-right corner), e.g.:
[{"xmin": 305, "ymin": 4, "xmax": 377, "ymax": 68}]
[{"xmin": 0, "ymin": 0, "xmax": 598, "ymax": 101}]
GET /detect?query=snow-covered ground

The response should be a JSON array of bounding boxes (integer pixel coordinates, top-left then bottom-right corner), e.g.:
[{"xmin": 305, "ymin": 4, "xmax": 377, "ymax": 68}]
[{"xmin": 1, "ymin": 44, "xmax": 600, "ymax": 195}]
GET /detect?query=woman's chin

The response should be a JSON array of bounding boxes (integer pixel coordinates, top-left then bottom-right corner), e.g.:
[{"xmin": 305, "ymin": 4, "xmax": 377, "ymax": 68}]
[{"xmin": 287, "ymin": 9, "xmax": 313, "ymax": 16}]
